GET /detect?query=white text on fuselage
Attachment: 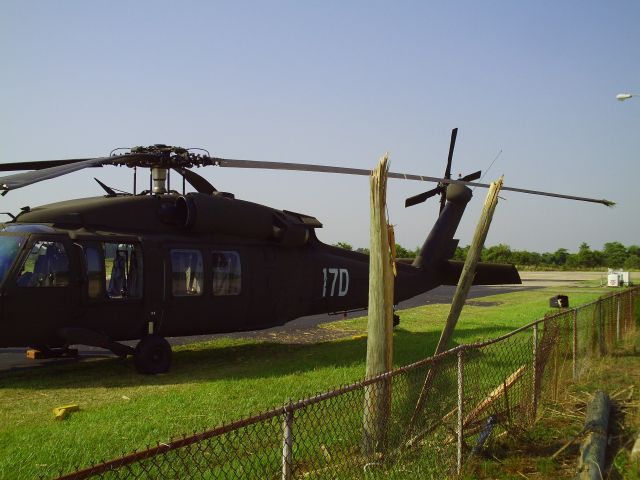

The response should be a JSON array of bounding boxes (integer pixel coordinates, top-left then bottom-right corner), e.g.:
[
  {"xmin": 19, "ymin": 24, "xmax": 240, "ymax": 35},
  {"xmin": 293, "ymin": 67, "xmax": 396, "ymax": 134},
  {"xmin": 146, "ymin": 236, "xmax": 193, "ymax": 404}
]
[{"xmin": 322, "ymin": 268, "xmax": 349, "ymax": 297}]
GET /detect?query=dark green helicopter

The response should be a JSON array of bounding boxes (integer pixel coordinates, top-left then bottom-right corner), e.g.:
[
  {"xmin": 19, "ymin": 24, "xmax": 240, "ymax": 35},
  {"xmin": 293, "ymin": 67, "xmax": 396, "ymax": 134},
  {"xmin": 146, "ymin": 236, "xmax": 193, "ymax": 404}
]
[{"xmin": 0, "ymin": 130, "xmax": 612, "ymax": 373}]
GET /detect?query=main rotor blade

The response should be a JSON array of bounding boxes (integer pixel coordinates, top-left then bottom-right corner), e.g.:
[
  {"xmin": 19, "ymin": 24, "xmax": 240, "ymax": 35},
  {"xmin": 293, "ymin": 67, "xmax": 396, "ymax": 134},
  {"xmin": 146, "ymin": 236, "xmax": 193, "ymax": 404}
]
[
  {"xmin": 173, "ymin": 168, "xmax": 217, "ymax": 195},
  {"xmin": 0, "ymin": 159, "xmax": 83, "ymax": 172},
  {"xmin": 405, "ymin": 186, "xmax": 442, "ymax": 208},
  {"xmin": 211, "ymin": 157, "xmax": 615, "ymax": 206},
  {"xmin": 0, "ymin": 153, "xmax": 155, "ymax": 192}
]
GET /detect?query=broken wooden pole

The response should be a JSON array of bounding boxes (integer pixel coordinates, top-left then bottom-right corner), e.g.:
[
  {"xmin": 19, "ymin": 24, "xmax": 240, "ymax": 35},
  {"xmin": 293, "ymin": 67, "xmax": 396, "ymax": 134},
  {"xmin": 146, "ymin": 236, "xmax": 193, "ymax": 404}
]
[
  {"xmin": 362, "ymin": 153, "xmax": 394, "ymax": 456},
  {"xmin": 407, "ymin": 176, "xmax": 504, "ymax": 435},
  {"xmin": 576, "ymin": 390, "xmax": 610, "ymax": 480}
]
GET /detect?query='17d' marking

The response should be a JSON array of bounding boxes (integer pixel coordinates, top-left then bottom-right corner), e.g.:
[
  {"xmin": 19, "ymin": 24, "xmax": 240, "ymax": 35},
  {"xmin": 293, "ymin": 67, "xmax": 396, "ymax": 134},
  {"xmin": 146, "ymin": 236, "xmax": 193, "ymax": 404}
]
[{"xmin": 322, "ymin": 268, "xmax": 349, "ymax": 297}]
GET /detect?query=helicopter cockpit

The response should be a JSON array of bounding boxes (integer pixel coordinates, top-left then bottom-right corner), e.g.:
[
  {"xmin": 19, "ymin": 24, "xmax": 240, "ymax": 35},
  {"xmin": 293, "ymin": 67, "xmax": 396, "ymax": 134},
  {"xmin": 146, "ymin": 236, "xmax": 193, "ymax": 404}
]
[{"xmin": 0, "ymin": 234, "xmax": 25, "ymax": 286}]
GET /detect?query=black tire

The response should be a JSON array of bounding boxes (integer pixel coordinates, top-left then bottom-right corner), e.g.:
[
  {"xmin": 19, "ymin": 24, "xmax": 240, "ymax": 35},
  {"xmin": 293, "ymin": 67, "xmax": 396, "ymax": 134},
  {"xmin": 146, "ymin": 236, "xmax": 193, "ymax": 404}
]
[{"xmin": 134, "ymin": 335, "xmax": 172, "ymax": 374}]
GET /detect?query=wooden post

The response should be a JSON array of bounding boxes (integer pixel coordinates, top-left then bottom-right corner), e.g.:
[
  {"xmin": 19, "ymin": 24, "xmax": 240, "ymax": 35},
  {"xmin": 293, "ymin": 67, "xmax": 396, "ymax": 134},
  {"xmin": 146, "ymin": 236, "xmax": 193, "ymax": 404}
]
[
  {"xmin": 456, "ymin": 350, "xmax": 464, "ymax": 476},
  {"xmin": 616, "ymin": 295, "xmax": 621, "ymax": 342},
  {"xmin": 572, "ymin": 310, "xmax": 578, "ymax": 381},
  {"xmin": 362, "ymin": 154, "xmax": 394, "ymax": 456},
  {"xmin": 598, "ymin": 301, "xmax": 605, "ymax": 357},
  {"xmin": 408, "ymin": 177, "xmax": 504, "ymax": 434},
  {"xmin": 532, "ymin": 323, "xmax": 539, "ymax": 420}
]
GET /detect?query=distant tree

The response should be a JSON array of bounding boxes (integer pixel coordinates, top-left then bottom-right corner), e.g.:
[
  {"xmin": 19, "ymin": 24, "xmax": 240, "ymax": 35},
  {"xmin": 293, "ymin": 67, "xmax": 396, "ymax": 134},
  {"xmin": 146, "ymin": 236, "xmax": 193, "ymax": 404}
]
[
  {"xmin": 483, "ymin": 244, "xmax": 513, "ymax": 264},
  {"xmin": 626, "ymin": 245, "xmax": 640, "ymax": 269},
  {"xmin": 603, "ymin": 241, "xmax": 628, "ymax": 268},
  {"xmin": 624, "ymin": 255, "xmax": 640, "ymax": 270},
  {"xmin": 551, "ymin": 248, "xmax": 569, "ymax": 266},
  {"xmin": 394, "ymin": 244, "xmax": 416, "ymax": 258},
  {"xmin": 454, "ymin": 245, "xmax": 470, "ymax": 261},
  {"xmin": 334, "ymin": 242, "xmax": 353, "ymax": 251},
  {"xmin": 628, "ymin": 245, "xmax": 640, "ymax": 257},
  {"xmin": 574, "ymin": 242, "xmax": 604, "ymax": 268},
  {"xmin": 355, "ymin": 247, "xmax": 370, "ymax": 255}
]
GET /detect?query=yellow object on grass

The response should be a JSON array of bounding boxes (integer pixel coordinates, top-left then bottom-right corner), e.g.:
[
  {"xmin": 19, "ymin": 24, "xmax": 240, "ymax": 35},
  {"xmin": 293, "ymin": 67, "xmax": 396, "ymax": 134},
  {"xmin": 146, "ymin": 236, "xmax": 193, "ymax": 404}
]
[{"xmin": 53, "ymin": 404, "xmax": 79, "ymax": 420}]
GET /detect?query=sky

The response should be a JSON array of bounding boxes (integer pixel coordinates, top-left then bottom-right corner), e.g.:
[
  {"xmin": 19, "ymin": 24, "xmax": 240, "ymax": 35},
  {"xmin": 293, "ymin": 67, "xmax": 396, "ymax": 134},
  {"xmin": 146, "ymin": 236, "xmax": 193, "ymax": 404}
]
[{"xmin": 1, "ymin": 1, "xmax": 638, "ymax": 253}]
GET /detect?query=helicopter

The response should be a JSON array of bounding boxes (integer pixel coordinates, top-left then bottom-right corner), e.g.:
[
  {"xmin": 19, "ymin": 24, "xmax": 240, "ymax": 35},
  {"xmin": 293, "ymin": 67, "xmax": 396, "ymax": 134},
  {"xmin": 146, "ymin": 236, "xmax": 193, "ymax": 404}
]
[{"xmin": 0, "ymin": 130, "xmax": 613, "ymax": 373}]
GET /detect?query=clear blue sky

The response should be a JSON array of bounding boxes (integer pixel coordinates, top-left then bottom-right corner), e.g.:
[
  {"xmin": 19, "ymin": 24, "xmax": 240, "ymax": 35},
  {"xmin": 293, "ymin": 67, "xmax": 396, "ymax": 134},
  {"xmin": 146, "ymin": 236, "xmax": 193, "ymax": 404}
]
[{"xmin": 1, "ymin": 1, "xmax": 638, "ymax": 252}]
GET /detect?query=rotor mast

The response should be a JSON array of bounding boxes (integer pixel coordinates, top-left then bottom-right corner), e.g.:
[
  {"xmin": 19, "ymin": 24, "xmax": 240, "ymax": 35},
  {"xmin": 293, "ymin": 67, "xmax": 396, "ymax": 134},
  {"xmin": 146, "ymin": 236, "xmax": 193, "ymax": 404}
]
[{"xmin": 151, "ymin": 167, "xmax": 168, "ymax": 194}]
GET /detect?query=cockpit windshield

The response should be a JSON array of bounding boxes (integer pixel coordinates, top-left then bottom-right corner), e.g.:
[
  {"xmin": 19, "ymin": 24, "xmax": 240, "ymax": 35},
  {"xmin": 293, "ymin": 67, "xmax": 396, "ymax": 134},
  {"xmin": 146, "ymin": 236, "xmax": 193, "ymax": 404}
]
[{"xmin": 0, "ymin": 235, "xmax": 25, "ymax": 285}]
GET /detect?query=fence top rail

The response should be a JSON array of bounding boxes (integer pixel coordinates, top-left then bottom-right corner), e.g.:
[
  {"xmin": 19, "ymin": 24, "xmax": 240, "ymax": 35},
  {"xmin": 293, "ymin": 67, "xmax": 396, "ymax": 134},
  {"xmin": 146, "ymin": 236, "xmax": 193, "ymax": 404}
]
[{"xmin": 55, "ymin": 286, "xmax": 639, "ymax": 480}]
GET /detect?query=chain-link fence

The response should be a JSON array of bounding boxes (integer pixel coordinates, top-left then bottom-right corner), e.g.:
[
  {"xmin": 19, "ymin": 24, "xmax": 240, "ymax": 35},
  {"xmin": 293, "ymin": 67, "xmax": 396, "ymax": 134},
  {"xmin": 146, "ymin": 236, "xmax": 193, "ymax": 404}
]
[{"xmin": 56, "ymin": 287, "xmax": 638, "ymax": 480}]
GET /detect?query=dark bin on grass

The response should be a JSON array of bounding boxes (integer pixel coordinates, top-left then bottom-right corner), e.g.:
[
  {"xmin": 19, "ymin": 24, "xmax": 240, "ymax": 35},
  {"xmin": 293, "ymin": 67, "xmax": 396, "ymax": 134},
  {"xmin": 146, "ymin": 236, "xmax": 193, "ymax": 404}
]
[{"xmin": 549, "ymin": 295, "xmax": 569, "ymax": 308}]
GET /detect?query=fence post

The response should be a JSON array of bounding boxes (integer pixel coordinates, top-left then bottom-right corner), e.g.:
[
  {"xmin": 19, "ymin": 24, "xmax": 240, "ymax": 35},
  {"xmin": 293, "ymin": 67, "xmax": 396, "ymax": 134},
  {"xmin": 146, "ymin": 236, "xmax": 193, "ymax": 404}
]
[
  {"xmin": 627, "ymin": 290, "xmax": 636, "ymax": 331},
  {"xmin": 532, "ymin": 323, "xmax": 539, "ymax": 420},
  {"xmin": 282, "ymin": 402, "xmax": 294, "ymax": 480},
  {"xmin": 616, "ymin": 295, "xmax": 621, "ymax": 342},
  {"xmin": 572, "ymin": 309, "xmax": 578, "ymax": 381},
  {"xmin": 457, "ymin": 350, "xmax": 464, "ymax": 476},
  {"xmin": 598, "ymin": 300, "xmax": 605, "ymax": 357}
]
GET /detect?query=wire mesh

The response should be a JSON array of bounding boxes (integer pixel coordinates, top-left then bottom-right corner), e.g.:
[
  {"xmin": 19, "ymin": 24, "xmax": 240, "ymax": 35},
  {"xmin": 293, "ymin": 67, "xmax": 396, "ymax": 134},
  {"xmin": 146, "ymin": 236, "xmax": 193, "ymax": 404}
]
[{"xmin": 53, "ymin": 287, "xmax": 638, "ymax": 480}]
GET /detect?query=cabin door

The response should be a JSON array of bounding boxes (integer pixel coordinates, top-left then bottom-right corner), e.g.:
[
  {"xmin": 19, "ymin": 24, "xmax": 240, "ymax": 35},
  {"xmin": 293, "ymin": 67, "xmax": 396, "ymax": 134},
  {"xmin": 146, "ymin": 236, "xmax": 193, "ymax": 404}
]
[{"xmin": 79, "ymin": 241, "xmax": 146, "ymax": 341}]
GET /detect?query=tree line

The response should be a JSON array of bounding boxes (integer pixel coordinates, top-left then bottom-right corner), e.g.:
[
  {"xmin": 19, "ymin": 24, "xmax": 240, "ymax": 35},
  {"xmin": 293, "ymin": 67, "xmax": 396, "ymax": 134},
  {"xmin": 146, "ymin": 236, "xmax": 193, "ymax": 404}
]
[{"xmin": 333, "ymin": 241, "xmax": 640, "ymax": 270}]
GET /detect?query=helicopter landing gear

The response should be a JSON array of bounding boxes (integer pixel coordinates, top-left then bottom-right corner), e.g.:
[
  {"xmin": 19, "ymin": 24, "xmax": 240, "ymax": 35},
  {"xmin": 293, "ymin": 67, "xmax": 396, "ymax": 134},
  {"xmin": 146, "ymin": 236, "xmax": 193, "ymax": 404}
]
[{"xmin": 133, "ymin": 335, "xmax": 172, "ymax": 374}]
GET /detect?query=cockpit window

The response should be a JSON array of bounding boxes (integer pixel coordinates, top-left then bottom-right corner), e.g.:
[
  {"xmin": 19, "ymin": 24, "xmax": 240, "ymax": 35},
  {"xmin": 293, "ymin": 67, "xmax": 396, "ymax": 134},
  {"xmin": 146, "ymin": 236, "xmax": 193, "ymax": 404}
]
[
  {"xmin": 0, "ymin": 236, "xmax": 25, "ymax": 285},
  {"xmin": 17, "ymin": 241, "xmax": 69, "ymax": 288}
]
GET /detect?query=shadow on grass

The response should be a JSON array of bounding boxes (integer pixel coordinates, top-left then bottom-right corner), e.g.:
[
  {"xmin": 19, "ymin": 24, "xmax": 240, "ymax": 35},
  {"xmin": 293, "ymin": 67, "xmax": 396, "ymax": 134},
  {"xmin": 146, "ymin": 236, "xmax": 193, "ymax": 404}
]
[{"xmin": 1, "ymin": 324, "xmax": 515, "ymax": 390}]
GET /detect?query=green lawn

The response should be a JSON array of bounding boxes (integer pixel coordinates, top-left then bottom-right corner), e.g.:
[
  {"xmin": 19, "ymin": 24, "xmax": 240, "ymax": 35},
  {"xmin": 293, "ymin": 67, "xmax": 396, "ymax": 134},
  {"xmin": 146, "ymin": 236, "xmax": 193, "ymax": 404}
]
[{"xmin": 0, "ymin": 286, "xmax": 603, "ymax": 479}]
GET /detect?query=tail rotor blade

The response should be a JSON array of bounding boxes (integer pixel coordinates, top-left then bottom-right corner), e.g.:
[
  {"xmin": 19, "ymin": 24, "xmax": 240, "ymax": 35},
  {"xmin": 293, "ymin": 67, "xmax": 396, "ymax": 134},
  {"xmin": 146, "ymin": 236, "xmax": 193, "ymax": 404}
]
[
  {"xmin": 460, "ymin": 170, "xmax": 481, "ymax": 182},
  {"xmin": 405, "ymin": 186, "xmax": 442, "ymax": 208},
  {"xmin": 444, "ymin": 128, "xmax": 458, "ymax": 180}
]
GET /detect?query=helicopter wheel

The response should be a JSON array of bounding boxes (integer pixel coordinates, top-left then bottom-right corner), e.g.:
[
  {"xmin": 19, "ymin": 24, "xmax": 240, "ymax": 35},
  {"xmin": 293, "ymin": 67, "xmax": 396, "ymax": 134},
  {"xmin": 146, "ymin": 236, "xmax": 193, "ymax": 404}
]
[{"xmin": 133, "ymin": 335, "xmax": 172, "ymax": 374}]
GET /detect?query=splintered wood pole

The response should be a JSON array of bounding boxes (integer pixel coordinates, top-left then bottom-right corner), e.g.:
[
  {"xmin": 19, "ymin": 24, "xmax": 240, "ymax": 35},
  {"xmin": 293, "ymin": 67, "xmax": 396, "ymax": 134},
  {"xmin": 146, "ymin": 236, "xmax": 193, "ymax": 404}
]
[
  {"xmin": 362, "ymin": 153, "xmax": 394, "ymax": 456},
  {"xmin": 407, "ymin": 176, "xmax": 504, "ymax": 435}
]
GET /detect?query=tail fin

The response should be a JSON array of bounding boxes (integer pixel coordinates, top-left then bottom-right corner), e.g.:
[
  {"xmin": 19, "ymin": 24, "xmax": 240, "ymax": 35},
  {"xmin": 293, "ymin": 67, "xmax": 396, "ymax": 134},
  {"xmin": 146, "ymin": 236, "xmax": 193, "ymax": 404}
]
[
  {"xmin": 412, "ymin": 183, "xmax": 472, "ymax": 271},
  {"xmin": 441, "ymin": 260, "xmax": 521, "ymax": 285}
]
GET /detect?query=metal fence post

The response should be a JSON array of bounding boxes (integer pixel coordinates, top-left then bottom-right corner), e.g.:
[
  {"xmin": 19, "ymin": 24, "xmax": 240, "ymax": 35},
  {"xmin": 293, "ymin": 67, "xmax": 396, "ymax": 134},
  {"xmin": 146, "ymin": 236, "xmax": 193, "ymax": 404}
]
[
  {"xmin": 572, "ymin": 309, "xmax": 578, "ymax": 381},
  {"xmin": 532, "ymin": 323, "xmax": 539, "ymax": 420},
  {"xmin": 282, "ymin": 402, "xmax": 294, "ymax": 480},
  {"xmin": 457, "ymin": 350, "xmax": 464, "ymax": 476}
]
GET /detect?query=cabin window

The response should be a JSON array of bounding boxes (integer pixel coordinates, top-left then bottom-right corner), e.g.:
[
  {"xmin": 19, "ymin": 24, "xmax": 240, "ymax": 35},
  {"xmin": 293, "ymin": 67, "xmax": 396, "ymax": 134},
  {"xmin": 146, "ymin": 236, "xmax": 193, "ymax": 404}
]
[
  {"xmin": 84, "ymin": 245, "xmax": 104, "ymax": 299},
  {"xmin": 16, "ymin": 241, "xmax": 69, "ymax": 287},
  {"xmin": 212, "ymin": 251, "xmax": 241, "ymax": 296},
  {"xmin": 103, "ymin": 243, "xmax": 143, "ymax": 299},
  {"xmin": 171, "ymin": 249, "xmax": 203, "ymax": 296}
]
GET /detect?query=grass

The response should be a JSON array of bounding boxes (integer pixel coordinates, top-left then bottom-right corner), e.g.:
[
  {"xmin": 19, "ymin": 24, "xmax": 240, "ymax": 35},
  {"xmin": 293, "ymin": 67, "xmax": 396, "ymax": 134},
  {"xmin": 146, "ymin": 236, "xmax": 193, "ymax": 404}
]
[{"xmin": 0, "ymin": 286, "xmax": 605, "ymax": 478}]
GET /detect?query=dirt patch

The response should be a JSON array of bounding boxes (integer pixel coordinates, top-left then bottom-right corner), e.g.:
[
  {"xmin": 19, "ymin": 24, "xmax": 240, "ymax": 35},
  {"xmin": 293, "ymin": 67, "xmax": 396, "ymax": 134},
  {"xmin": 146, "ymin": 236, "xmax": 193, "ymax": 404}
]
[
  {"xmin": 250, "ymin": 326, "xmax": 360, "ymax": 344},
  {"xmin": 464, "ymin": 300, "xmax": 502, "ymax": 307}
]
